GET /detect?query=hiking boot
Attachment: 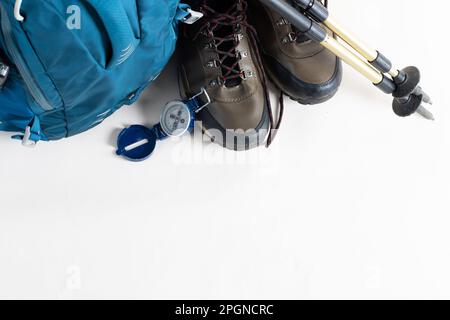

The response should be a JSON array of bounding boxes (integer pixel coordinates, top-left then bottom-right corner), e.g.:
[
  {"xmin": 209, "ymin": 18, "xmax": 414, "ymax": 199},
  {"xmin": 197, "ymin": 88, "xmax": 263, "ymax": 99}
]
[
  {"xmin": 178, "ymin": 0, "xmax": 277, "ymax": 151},
  {"xmin": 248, "ymin": 0, "xmax": 342, "ymax": 105}
]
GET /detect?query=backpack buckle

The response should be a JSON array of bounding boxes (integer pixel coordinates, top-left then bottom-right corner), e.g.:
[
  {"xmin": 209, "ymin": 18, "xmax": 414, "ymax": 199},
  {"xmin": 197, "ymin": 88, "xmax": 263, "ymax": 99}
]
[{"xmin": 182, "ymin": 9, "xmax": 203, "ymax": 25}]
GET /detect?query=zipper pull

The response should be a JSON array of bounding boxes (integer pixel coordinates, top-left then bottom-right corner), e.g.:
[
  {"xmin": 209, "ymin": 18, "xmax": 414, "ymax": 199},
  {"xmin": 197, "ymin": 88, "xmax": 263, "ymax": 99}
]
[{"xmin": 0, "ymin": 60, "xmax": 10, "ymax": 89}]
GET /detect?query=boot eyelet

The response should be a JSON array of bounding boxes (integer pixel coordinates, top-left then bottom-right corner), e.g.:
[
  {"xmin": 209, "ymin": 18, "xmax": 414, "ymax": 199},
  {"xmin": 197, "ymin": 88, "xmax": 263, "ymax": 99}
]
[
  {"xmin": 209, "ymin": 78, "xmax": 224, "ymax": 87},
  {"xmin": 240, "ymin": 70, "xmax": 254, "ymax": 80},
  {"xmin": 234, "ymin": 33, "xmax": 244, "ymax": 42},
  {"xmin": 203, "ymin": 42, "xmax": 216, "ymax": 50},
  {"xmin": 282, "ymin": 32, "xmax": 297, "ymax": 44},
  {"xmin": 236, "ymin": 50, "xmax": 249, "ymax": 60},
  {"xmin": 206, "ymin": 60, "xmax": 221, "ymax": 68},
  {"xmin": 276, "ymin": 18, "xmax": 288, "ymax": 27}
]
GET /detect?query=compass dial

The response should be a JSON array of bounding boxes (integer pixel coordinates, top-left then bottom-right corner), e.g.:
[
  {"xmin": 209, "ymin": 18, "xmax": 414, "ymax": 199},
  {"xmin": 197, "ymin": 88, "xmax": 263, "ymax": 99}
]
[{"xmin": 160, "ymin": 101, "xmax": 192, "ymax": 137}]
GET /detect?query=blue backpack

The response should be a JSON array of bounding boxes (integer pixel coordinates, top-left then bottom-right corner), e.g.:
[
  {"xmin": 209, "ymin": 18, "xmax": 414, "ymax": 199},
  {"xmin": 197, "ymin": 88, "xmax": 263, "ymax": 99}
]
[{"xmin": 0, "ymin": 0, "xmax": 195, "ymax": 146}]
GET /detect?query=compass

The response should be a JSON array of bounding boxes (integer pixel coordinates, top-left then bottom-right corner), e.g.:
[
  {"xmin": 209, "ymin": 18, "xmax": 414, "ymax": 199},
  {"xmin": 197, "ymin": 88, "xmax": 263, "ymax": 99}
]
[
  {"xmin": 116, "ymin": 88, "xmax": 211, "ymax": 161},
  {"xmin": 160, "ymin": 100, "xmax": 193, "ymax": 137}
]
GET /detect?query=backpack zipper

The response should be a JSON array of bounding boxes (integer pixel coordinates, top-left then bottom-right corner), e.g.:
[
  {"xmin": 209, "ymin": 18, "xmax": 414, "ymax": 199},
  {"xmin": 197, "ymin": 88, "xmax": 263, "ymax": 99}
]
[{"xmin": 0, "ymin": 6, "xmax": 54, "ymax": 111}]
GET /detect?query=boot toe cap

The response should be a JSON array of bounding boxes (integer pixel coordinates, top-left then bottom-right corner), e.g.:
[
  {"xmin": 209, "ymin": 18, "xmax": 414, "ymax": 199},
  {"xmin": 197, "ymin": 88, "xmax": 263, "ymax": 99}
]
[
  {"xmin": 265, "ymin": 51, "xmax": 343, "ymax": 105},
  {"xmin": 198, "ymin": 98, "xmax": 270, "ymax": 151}
]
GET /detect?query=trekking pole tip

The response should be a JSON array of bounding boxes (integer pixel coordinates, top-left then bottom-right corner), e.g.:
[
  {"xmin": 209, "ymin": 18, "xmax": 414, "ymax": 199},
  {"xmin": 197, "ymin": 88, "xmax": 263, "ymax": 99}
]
[
  {"xmin": 416, "ymin": 105, "xmax": 435, "ymax": 121},
  {"xmin": 392, "ymin": 67, "xmax": 434, "ymax": 120}
]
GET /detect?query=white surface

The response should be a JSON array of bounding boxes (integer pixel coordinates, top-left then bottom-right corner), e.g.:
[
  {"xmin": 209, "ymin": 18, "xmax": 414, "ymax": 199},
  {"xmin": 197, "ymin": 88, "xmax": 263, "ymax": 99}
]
[{"xmin": 0, "ymin": 0, "xmax": 449, "ymax": 299}]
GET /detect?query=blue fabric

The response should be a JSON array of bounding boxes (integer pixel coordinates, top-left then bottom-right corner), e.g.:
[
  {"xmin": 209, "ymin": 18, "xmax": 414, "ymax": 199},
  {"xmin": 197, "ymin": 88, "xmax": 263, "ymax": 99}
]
[
  {"xmin": 0, "ymin": 66, "xmax": 43, "ymax": 138},
  {"xmin": 0, "ymin": 0, "xmax": 189, "ymax": 142},
  {"xmin": 11, "ymin": 116, "xmax": 43, "ymax": 142},
  {"xmin": 84, "ymin": 0, "xmax": 140, "ymax": 68}
]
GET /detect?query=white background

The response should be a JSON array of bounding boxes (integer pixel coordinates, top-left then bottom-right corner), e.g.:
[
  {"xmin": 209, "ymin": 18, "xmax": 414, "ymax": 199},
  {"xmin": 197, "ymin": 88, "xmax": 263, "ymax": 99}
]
[{"xmin": 1, "ymin": 0, "xmax": 449, "ymax": 299}]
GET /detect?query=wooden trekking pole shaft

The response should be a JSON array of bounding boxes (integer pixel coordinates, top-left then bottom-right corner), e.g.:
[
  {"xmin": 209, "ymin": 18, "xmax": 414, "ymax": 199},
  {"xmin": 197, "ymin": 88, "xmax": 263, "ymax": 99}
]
[
  {"xmin": 324, "ymin": 16, "xmax": 378, "ymax": 62},
  {"xmin": 320, "ymin": 34, "xmax": 383, "ymax": 84},
  {"xmin": 324, "ymin": 16, "xmax": 399, "ymax": 78}
]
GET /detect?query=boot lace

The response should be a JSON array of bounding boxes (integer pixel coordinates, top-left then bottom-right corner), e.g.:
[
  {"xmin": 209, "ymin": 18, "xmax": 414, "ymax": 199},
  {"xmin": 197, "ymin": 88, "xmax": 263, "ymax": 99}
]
[
  {"xmin": 194, "ymin": 1, "xmax": 255, "ymax": 86},
  {"xmin": 194, "ymin": 0, "xmax": 283, "ymax": 147}
]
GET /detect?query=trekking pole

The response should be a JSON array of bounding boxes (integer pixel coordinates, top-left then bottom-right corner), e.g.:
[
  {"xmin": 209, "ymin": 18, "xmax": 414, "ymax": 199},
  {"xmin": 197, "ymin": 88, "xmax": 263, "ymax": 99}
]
[{"xmin": 258, "ymin": 0, "xmax": 434, "ymax": 120}]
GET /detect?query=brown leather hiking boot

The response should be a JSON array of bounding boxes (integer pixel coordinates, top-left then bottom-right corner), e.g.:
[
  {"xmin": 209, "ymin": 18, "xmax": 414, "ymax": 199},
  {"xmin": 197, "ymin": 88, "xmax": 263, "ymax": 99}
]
[
  {"xmin": 178, "ymin": 0, "xmax": 277, "ymax": 151},
  {"xmin": 248, "ymin": 0, "xmax": 342, "ymax": 105}
]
